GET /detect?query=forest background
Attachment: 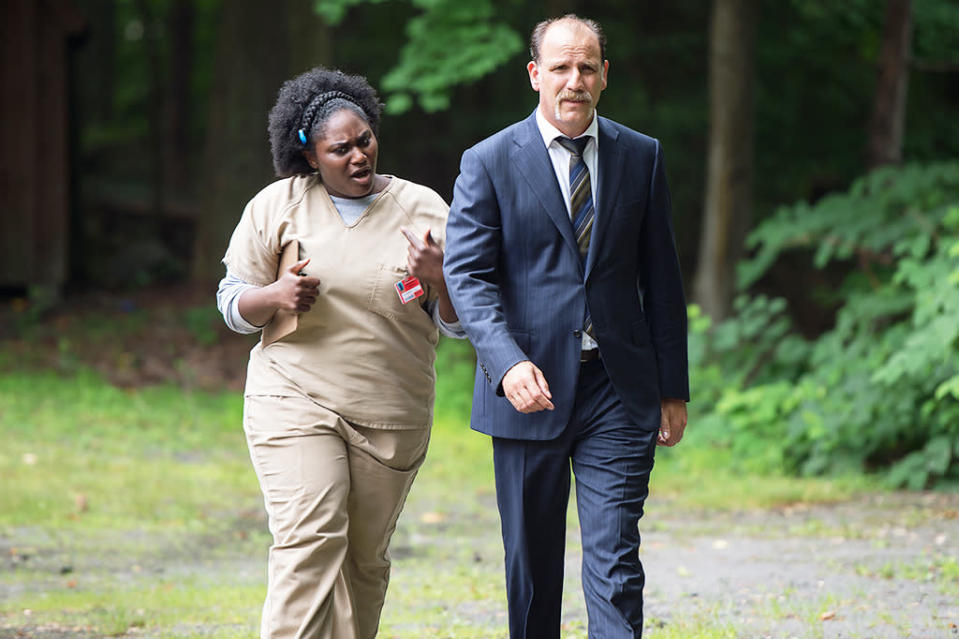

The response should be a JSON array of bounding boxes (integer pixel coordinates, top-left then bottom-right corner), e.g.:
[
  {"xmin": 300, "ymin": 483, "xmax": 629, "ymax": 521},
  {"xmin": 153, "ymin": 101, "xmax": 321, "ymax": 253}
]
[
  {"xmin": 25, "ymin": 0, "xmax": 957, "ymax": 486},
  {"xmin": 1, "ymin": 0, "xmax": 959, "ymax": 636}
]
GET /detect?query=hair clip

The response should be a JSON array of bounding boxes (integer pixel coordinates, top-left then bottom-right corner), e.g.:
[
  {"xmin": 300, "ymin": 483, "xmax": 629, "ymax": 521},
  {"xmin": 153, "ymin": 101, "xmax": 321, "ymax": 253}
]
[{"xmin": 297, "ymin": 129, "xmax": 308, "ymax": 145}]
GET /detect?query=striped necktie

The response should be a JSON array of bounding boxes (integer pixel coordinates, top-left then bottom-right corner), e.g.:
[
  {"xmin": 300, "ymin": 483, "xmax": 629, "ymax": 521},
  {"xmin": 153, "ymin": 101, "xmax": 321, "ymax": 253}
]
[{"xmin": 557, "ymin": 136, "xmax": 594, "ymax": 338}]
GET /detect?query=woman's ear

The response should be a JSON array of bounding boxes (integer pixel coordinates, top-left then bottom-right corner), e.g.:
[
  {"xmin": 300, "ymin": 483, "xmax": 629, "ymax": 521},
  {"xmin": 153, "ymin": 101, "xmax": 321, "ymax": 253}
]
[{"xmin": 302, "ymin": 150, "xmax": 318, "ymax": 170}]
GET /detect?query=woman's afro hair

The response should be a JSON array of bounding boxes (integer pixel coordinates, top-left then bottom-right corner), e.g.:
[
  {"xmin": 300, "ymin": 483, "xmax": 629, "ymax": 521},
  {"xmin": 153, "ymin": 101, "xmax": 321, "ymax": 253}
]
[{"xmin": 268, "ymin": 67, "xmax": 383, "ymax": 177}]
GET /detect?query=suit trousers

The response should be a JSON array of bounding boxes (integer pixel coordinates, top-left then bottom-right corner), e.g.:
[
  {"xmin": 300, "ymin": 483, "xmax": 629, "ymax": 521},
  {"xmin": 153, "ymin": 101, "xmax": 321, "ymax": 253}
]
[
  {"xmin": 244, "ymin": 395, "xmax": 429, "ymax": 639},
  {"xmin": 491, "ymin": 358, "xmax": 657, "ymax": 639}
]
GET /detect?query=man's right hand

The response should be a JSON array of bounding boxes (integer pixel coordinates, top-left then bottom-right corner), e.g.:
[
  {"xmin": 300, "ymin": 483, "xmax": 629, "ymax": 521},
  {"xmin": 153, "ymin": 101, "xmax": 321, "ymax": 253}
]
[{"xmin": 502, "ymin": 361, "xmax": 554, "ymax": 413}]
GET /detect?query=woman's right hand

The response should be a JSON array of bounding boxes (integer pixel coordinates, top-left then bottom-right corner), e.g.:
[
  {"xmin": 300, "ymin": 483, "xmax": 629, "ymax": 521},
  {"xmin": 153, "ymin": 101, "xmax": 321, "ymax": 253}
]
[
  {"xmin": 237, "ymin": 258, "xmax": 321, "ymax": 327},
  {"xmin": 272, "ymin": 258, "xmax": 321, "ymax": 314}
]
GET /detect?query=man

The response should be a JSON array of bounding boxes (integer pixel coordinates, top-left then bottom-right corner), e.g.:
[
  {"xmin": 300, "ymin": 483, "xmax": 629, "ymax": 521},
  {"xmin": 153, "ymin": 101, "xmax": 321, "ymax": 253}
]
[{"xmin": 442, "ymin": 14, "xmax": 689, "ymax": 638}]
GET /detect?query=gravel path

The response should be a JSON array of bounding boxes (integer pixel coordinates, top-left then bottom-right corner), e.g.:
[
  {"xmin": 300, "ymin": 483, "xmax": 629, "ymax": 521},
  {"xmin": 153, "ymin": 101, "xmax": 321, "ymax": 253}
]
[
  {"xmin": 388, "ymin": 490, "xmax": 959, "ymax": 638},
  {"xmin": 2, "ymin": 492, "xmax": 957, "ymax": 638},
  {"xmin": 639, "ymin": 493, "xmax": 959, "ymax": 638}
]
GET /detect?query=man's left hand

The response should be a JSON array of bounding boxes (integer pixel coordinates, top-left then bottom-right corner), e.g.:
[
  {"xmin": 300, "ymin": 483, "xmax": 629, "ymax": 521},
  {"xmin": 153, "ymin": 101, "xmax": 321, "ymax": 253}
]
[{"xmin": 657, "ymin": 398, "xmax": 687, "ymax": 447}]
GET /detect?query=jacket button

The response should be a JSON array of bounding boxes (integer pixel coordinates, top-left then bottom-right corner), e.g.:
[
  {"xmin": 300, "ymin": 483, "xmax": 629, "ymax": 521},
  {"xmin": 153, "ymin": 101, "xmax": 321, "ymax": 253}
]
[{"xmin": 573, "ymin": 329, "xmax": 582, "ymax": 338}]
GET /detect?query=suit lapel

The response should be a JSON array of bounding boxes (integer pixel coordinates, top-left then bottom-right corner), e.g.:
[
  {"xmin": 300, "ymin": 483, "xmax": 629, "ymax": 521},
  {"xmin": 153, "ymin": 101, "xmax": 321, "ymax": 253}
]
[
  {"xmin": 511, "ymin": 114, "xmax": 581, "ymax": 264},
  {"xmin": 585, "ymin": 118, "xmax": 623, "ymax": 280}
]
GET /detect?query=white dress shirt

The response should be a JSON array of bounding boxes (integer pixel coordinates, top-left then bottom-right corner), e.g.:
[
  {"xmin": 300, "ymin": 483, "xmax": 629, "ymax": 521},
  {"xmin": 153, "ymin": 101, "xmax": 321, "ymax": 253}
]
[
  {"xmin": 534, "ymin": 108, "xmax": 600, "ymax": 351},
  {"xmin": 535, "ymin": 108, "xmax": 600, "ymax": 219}
]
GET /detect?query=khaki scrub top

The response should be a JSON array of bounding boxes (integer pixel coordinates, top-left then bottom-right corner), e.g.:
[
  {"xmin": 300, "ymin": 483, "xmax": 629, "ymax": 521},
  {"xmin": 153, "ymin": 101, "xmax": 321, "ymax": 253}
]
[{"xmin": 223, "ymin": 174, "xmax": 450, "ymax": 430}]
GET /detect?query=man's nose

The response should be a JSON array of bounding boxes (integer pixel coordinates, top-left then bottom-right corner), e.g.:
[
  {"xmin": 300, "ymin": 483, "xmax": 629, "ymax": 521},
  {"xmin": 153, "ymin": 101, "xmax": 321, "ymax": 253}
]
[{"xmin": 567, "ymin": 69, "xmax": 584, "ymax": 89}]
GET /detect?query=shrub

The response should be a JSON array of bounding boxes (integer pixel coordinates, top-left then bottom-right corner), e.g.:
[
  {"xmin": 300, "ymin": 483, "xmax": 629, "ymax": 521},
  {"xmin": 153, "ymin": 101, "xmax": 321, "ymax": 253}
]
[{"xmin": 695, "ymin": 162, "xmax": 959, "ymax": 488}]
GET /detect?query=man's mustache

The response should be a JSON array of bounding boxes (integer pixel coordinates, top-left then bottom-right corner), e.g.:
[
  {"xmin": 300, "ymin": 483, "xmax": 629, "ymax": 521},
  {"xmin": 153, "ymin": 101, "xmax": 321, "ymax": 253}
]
[{"xmin": 557, "ymin": 90, "xmax": 592, "ymax": 103}]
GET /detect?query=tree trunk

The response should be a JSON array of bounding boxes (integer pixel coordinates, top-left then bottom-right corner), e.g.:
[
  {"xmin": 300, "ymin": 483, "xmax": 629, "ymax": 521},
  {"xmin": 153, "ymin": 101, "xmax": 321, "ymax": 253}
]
[
  {"xmin": 287, "ymin": 0, "xmax": 332, "ymax": 76},
  {"xmin": 191, "ymin": 0, "xmax": 297, "ymax": 281},
  {"xmin": 133, "ymin": 0, "xmax": 164, "ymax": 219},
  {"xmin": 866, "ymin": 0, "xmax": 912, "ymax": 169},
  {"xmin": 692, "ymin": 0, "xmax": 757, "ymax": 322},
  {"xmin": 166, "ymin": 0, "xmax": 194, "ymax": 198}
]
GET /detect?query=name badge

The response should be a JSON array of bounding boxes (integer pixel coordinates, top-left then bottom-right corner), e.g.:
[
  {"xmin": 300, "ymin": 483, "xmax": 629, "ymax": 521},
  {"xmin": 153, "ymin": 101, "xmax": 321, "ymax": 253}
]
[{"xmin": 395, "ymin": 275, "xmax": 425, "ymax": 304}]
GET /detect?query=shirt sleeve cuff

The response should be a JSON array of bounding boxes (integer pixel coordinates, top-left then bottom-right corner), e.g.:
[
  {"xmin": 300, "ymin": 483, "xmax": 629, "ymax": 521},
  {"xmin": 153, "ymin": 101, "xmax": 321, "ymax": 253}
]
[
  {"xmin": 430, "ymin": 301, "xmax": 466, "ymax": 338},
  {"xmin": 216, "ymin": 270, "xmax": 265, "ymax": 335}
]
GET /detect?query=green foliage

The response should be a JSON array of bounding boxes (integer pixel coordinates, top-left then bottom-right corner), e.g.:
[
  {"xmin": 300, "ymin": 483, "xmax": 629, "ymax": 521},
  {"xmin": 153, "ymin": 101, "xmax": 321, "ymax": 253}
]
[
  {"xmin": 698, "ymin": 162, "xmax": 959, "ymax": 488},
  {"xmin": 913, "ymin": 0, "xmax": 959, "ymax": 62},
  {"xmin": 314, "ymin": 0, "xmax": 392, "ymax": 24},
  {"xmin": 183, "ymin": 305, "xmax": 221, "ymax": 346},
  {"xmin": 316, "ymin": 0, "xmax": 523, "ymax": 113},
  {"xmin": 433, "ymin": 336, "xmax": 476, "ymax": 423}
]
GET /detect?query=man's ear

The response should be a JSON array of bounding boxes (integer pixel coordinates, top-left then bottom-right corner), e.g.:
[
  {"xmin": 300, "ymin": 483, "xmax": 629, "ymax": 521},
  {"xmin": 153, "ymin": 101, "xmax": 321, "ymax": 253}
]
[{"xmin": 527, "ymin": 60, "xmax": 540, "ymax": 92}]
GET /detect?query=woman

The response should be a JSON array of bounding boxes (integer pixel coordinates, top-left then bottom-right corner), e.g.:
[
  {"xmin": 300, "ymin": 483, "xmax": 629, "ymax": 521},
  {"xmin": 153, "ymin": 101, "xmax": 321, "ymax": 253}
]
[{"xmin": 216, "ymin": 67, "xmax": 462, "ymax": 639}]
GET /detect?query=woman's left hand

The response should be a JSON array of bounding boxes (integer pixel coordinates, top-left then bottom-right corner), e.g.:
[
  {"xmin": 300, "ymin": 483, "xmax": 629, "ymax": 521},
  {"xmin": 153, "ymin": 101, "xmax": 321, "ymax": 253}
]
[{"xmin": 401, "ymin": 227, "xmax": 444, "ymax": 288}]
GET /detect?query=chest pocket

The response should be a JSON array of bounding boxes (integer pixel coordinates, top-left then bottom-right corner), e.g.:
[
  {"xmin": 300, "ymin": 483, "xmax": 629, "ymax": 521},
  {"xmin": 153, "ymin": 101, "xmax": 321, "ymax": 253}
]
[{"xmin": 367, "ymin": 263, "xmax": 431, "ymax": 322}]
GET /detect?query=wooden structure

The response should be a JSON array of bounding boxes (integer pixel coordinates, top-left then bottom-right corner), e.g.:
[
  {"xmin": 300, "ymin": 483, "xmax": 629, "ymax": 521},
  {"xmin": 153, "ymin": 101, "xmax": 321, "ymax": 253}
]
[{"xmin": 1, "ymin": 0, "xmax": 84, "ymax": 292}]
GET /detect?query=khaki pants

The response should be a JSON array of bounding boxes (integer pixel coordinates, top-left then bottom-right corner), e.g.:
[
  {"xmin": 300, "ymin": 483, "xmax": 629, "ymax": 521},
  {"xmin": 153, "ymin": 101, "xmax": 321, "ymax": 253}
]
[{"xmin": 244, "ymin": 395, "xmax": 429, "ymax": 639}]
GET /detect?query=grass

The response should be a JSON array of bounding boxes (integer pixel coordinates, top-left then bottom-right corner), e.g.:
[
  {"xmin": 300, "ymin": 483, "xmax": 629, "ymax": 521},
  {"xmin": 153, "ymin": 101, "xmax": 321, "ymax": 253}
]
[
  {"xmin": 2, "ymin": 579, "xmax": 261, "ymax": 636},
  {"xmin": 855, "ymin": 554, "xmax": 959, "ymax": 596},
  {"xmin": 0, "ymin": 370, "xmax": 254, "ymax": 532},
  {"xmin": 0, "ymin": 335, "xmax": 893, "ymax": 638}
]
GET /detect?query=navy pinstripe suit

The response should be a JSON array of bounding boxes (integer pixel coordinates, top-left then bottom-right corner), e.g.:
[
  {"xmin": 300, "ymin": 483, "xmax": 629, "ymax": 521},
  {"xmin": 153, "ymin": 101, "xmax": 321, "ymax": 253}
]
[{"xmin": 443, "ymin": 110, "xmax": 689, "ymax": 637}]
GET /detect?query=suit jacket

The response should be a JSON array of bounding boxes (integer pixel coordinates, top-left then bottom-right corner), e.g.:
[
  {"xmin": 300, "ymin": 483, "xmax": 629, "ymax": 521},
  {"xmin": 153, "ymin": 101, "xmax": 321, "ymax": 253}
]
[{"xmin": 443, "ymin": 111, "xmax": 689, "ymax": 440}]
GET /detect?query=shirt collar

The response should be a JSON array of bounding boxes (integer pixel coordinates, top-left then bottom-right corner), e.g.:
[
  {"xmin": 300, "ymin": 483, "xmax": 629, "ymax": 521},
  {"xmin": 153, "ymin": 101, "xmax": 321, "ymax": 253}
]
[{"xmin": 535, "ymin": 107, "xmax": 599, "ymax": 149}]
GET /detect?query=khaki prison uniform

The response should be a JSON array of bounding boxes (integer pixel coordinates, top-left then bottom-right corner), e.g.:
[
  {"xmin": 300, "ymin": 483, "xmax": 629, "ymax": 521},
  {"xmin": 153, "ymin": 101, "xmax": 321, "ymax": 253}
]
[{"xmin": 223, "ymin": 174, "xmax": 449, "ymax": 639}]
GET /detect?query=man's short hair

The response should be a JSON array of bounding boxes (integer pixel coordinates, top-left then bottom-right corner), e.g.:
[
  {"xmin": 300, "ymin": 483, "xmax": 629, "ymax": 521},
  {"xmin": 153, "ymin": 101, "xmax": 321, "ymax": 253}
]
[{"xmin": 529, "ymin": 14, "xmax": 607, "ymax": 63}]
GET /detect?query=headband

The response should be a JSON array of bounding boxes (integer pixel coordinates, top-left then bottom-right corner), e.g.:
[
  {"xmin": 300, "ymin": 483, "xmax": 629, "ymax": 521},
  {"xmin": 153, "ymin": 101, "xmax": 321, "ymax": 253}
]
[{"xmin": 297, "ymin": 90, "xmax": 363, "ymax": 146}]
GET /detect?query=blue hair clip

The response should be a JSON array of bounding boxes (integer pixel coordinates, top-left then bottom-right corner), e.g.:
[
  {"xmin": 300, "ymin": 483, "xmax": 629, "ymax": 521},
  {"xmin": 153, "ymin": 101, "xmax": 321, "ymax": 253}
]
[{"xmin": 297, "ymin": 129, "xmax": 308, "ymax": 145}]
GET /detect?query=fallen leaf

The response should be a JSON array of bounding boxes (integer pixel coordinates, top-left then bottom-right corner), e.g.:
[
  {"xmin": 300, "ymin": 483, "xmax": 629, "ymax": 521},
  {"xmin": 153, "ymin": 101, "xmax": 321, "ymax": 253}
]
[
  {"xmin": 74, "ymin": 493, "xmax": 88, "ymax": 513},
  {"xmin": 821, "ymin": 610, "xmax": 836, "ymax": 621},
  {"xmin": 420, "ymin": 512, "xmax": 446, "ymax": 524}
]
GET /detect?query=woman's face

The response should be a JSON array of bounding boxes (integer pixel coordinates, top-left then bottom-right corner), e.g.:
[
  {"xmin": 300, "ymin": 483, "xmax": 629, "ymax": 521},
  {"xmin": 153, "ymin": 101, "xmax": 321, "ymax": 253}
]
[{"xmin": 306, "ymin": 108, "xmax": 379, "ymax": 198}]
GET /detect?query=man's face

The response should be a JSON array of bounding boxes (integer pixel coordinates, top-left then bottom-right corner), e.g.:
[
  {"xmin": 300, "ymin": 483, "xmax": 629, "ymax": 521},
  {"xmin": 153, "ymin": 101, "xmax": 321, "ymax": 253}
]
[{"xmin": 527, "ymin": 21, "xmax": 608, "ymax": 138}]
